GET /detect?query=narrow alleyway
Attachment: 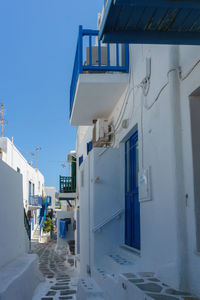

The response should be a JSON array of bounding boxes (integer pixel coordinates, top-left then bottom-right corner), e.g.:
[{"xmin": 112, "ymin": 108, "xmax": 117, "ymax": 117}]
[{"xmin": 31, "ymin": 238, "xmax": 78, "ymax": 300}]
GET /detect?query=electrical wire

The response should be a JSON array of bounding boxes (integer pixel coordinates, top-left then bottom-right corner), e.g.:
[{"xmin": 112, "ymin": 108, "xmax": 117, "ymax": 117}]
[
  {"xmin": 143, "ymin": 58, "xmax": 200, "ymax": 111},
  {"xmin": 179, "ymin": 59, "xmax": 200, "ymax": 81},
  {"xmin": 143, "ymin": 68, "xmax": 177, "ymax": 111}
]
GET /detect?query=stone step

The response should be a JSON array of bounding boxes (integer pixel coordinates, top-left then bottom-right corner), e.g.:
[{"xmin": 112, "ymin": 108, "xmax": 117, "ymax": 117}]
[
  {"xmin": 76, "ymin": 278, "xmax": 105, "ymax": 300},
  {"xmin": 119, "ymin": 272, "xmax": 200, "ymax": 300}
]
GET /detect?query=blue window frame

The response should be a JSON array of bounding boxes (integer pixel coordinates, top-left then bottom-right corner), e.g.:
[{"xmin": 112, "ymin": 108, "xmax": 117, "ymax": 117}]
[
  {"xmin": 87, "ymin": 141, "xmax": 93, "ymax": 155},
  {"xmin": 125, "ymin": 131, "xmax": 140, "ymax": 250},
  {"xmin": 79, "ymin": 155, "xmax": 83, "ymax": 166}
]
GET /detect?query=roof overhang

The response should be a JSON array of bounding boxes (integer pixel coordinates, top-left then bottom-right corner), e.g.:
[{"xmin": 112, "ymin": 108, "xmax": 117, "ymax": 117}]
[{"xmin": 100, "ymin": 0, "xmax": 200, "ymax": 45}]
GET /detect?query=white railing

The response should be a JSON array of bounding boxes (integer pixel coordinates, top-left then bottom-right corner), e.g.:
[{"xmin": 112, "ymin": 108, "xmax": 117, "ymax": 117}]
[{"xmin": 92, "ymin": 208, "xmax": 124, "ymax": 233}]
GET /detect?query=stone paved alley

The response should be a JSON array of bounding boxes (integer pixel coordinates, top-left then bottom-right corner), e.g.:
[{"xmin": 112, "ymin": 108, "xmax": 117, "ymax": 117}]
[{"xmin": 31, "ymin": 239, "xmax": 78, "ymax": 300}]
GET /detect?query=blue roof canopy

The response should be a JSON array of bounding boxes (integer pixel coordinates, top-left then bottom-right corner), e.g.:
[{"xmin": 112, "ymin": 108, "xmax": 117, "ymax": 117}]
[{"xmin": 99, "ymin": 0, "xmax": 200, "ymax": 44}]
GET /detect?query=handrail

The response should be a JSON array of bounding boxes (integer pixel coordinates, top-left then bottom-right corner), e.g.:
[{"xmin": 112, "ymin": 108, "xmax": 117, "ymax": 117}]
[
  {"xmin": 24, "ymin": 208, "xmax": 31, "ymax": 240},
  {"xmin": 92, "ymin": 208, "xmax": 124, "ymax": 233}
]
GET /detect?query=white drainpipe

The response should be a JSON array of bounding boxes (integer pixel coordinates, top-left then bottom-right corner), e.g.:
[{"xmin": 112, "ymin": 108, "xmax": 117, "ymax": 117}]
[{"xmin": 168, "ymin": 45, "xmax": 188, "ymax": 290}]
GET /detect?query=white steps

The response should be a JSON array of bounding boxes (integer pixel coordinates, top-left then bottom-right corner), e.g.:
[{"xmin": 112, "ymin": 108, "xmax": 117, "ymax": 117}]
[
  {"xmin": 0, "ymin": 254, "xmax": 41, "ymax": 300},
  {"xmin": 76, "ymin": 278, "xmax": 105, "ymax": 300}
]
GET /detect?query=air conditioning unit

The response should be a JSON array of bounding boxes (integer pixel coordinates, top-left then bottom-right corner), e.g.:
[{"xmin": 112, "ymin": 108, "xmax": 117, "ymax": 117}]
[
  {"xmin": 86, "ymin": 47, "xmax": 107, "ymax": 66},
  {"xmin": 95, "ymin": 119, "xmax": 109, "ymax": 143}
]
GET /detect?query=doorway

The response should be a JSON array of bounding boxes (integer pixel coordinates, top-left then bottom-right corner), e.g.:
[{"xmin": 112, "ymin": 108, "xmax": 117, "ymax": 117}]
[{"xmin": 125, "ymin": 131, "xmax": 140, "ymax": 250}]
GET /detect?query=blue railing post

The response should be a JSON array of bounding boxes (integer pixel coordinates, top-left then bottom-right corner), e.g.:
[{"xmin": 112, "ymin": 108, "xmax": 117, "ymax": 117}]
[
  {"xmin": 78, "ymin": 25, "xmax": 83, "ymax": 74},
  {"xmin": 116, "ymin": 44, "xmax": 119, "ymax": 67},
  {"xmin": 107, "ymin": 43, "xmax": 110, "ymax": 66},
  {"xmin": 98, "ymin": 39, "xmax": 101, "ymax": 67},
  {"xmin": 125, "ymin": 44, "xmax": 129, "ymax": 73},
  {"xmin": 89, "ymin": 35, "xmax": 92, "ymax": 66}
]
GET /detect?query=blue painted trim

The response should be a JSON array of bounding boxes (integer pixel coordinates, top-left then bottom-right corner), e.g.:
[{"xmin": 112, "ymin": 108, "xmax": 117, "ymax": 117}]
[
  {"xmin": 89, "ymin": 35, "xmax": 92, "ymax": 66},
  {"xmin": 107, "ymin": 43, "xmax": 110, "ymax": 66},
  {"xmin": 114, "ymin": 0, "xmax": 200, "ymax": 9},
  {"xmin": 100, "ymin": 0, "xmax": 200, "ymax": 44},
  {"xmin": 116, "ymin": 44, "xmax": 119, "ymax": 67},
  {"xmin": 98, "ymin": 39, "xmax": 101, "ymax": 67},
  {"xmin": 87, "ymin": 141, "xmax": 93, "ymax": 155},
  {"xmin": 79, "ymin": 155, "xmax": 83, "ymax": 166},
  {"xmin": 102, "ymin": 31, "xmax": 200, "ymax": 45},
  {"xmin": 78, "ymin": 25, "xmax": 83, "ymax": 74},
  {"xmin": 82, "ymin": 65, "xmax": 127, "ymax": 72},
  {"xmin": 125, "ymin": 130, "xmax": 140, "ymax": 250}
]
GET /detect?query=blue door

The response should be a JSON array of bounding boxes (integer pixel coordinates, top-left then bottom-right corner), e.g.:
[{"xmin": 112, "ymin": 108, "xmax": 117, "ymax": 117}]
[{"xmin": 125, "ymin": 132, "xmax": 140, "ymax": 249}]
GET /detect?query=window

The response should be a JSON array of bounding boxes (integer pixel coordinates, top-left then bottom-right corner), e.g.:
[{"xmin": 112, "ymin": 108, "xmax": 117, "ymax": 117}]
[{"xmin": 17, "ymin": 167, "xmax": 20, "ymax": 173}]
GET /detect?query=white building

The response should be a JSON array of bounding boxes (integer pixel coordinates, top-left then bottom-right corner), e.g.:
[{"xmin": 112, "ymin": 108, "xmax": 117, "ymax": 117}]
[
  {"xmin": 45, "ymin": 186, "xmax": 58, "ymax": 210},
  {"xmin": 69, "ymin": 3, "xmax": 200, "ymax": 299},
  {"xmin": 56, "ymin": 151, "xmax": 77, "ymax": 251},
  {"xmin": 0, "ymin": 137, "xmax": 45, "ymax": 234},
  {"xmin": 0, "ymin": 148, "xmax": 41, "ymax": 299}
]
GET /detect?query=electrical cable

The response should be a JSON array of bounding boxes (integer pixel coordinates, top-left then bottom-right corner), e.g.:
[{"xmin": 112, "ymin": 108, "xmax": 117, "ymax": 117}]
[
  {"xmin": 143, "ymin": 68, "xmax": 177, "ymax": 111},
  {"xmin": 179, "ymin": 59, "xmax": 200, "ymax": 81}
]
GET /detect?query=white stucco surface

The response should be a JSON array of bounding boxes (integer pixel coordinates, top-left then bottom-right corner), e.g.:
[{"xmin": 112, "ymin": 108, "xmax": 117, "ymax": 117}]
[
  {"xmin": 45, "ymin": 186, "xmax": 57, "ymax": 210},
  {"xmin": 0, "ymin": 253, "xmax": 41, "ymax": 300},
  {"xmin": 0, "ymin": 159, "xmax": 26, "ymax": 268},
  {"xmin": 56, "ymin": 210, "xmax": 75, "ymax": 248},
  {"xmin": 75, "ymin": 42, "xmax": 200, "ymax": 297},
  {"xmin": 0, "ymin": 137, "xmax": 44, "ymax": 209}
]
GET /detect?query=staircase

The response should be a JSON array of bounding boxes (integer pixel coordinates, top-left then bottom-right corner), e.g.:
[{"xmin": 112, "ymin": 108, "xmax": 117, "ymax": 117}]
[{"xmin": 31, "ymin": 225, "xmax": 40, "ymax": 241}]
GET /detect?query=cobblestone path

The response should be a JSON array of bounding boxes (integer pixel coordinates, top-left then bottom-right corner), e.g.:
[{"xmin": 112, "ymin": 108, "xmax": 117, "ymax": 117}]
[{"xmin": 32, "ymin": 239, "xmax": 78, "ymax": 300}]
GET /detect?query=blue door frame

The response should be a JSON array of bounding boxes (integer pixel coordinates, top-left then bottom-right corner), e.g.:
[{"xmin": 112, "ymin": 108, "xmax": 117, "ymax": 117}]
[{"xmin": 125, "ymin": 131, "xmax": 140, "ymax": 250}]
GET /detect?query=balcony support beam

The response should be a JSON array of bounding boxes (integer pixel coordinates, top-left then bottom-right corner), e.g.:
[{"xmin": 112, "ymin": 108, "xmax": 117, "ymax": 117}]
[
  {"xmin": 114, "ymin": 0, "xmax": 200, "ymax": 9},
  {"xmin": 102, "ymin": 30, "xmax": 200, "ymax": 45}
]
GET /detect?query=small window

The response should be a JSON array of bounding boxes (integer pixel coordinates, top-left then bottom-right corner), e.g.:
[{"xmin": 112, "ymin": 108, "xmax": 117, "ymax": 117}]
[
  {"xmin": 17, "ymin": 167, "xmax": 20, "ymax": 173},
  {"xmin": 87, "ymin": 141, "xmax": 93, "ymax": 155},
  {"xmin": 79, "ymin": 155, "xmax": 83, "ymax": 166}
]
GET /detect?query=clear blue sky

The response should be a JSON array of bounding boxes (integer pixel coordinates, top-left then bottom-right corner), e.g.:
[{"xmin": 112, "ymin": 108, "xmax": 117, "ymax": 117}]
[{"xmin": 0, "ymin": 0, "xmax": 103, "ymax": 189}]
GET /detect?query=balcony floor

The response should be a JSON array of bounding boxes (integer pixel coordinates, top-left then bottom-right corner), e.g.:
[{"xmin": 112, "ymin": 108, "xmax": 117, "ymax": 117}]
[
  {"xmin": 70, "ymin": 73, "xmax": 129, "ymax": 126},
  {"xmin": 59, "ymin": 192, "xmax": 76, "ymax": 200},
  {"xmin": 27, "ymin": 205, "xmax": 42, "ymax": 210}
]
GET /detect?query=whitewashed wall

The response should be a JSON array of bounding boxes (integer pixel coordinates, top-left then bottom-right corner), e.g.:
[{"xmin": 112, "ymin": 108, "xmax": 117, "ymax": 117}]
[
  {"xmin": 56, "ymin": 210, "xmax": 74, "ymax": 248},
  {"xmin": 0, "ymin": 137, "xmax": 44, "ymax": 208},
  {"xmin": 0, "ymin": 159, "xmax": 26, "ymax": 268},
  {"xmin": 45, "ymin": 186, "xmax": 57, "ymax": 210},
  {"xmin": 76, "ymin": 44, "xmax": 200, "ymax": 295}
]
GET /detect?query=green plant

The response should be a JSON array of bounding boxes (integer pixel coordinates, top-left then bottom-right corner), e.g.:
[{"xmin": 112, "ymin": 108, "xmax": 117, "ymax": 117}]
[{"xmin": 43, "ymin": 218, "xmax": 53, "ymax": 233}]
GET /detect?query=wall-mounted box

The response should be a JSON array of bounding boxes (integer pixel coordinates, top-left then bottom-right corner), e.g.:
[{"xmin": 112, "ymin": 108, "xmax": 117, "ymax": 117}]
[{"xmin": 139, "ymin": 167, "xmax": 152, "ymax": 202}]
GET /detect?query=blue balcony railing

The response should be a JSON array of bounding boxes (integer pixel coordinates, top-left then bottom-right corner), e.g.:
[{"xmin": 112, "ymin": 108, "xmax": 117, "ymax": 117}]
[
  {"xmin": 70, "ymin": 26, "xmax": 129, "ymax": 118},
  {"xmin": 29, "ymin": 195, "xmax": 43, "ymax": 206}
]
